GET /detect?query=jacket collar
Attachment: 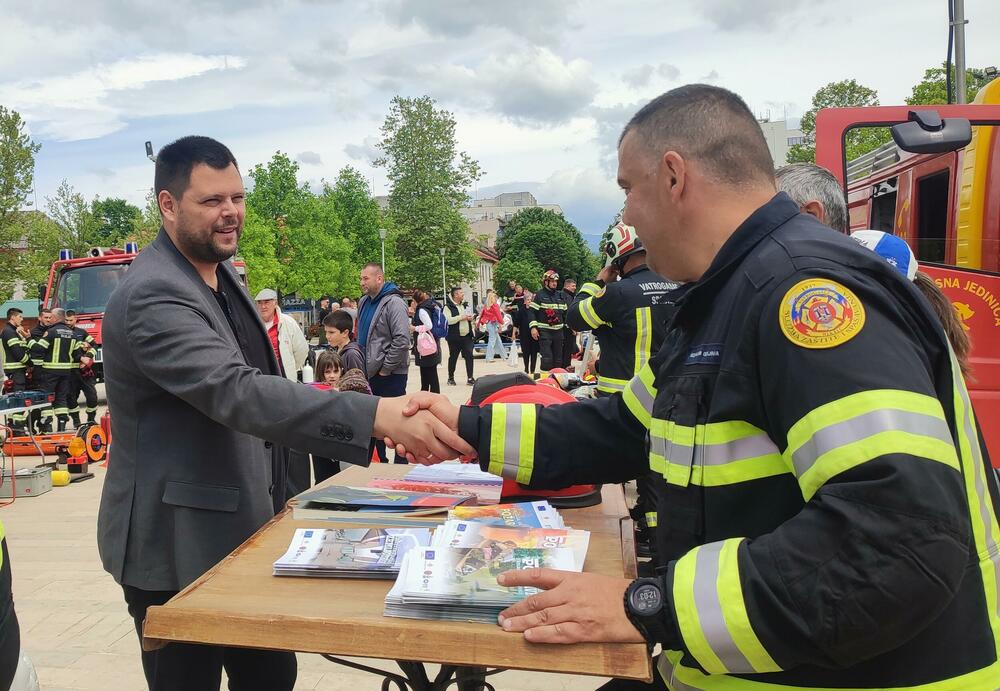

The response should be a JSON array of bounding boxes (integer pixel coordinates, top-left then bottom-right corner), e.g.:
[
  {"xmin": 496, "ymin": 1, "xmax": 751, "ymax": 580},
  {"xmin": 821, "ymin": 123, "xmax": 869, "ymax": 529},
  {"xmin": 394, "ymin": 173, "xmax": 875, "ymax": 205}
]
[{"xmin": 675, "ymin": 193, "xmax": 800, "ymax": 308}]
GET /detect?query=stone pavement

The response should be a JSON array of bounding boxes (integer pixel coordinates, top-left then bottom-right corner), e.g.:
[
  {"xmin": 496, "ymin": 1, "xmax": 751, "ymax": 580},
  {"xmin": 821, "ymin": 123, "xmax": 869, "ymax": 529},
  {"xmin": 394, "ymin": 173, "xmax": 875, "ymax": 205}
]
[{"xmin": 2, "ymin": 356, "xmax": 613, "ymax": 690}]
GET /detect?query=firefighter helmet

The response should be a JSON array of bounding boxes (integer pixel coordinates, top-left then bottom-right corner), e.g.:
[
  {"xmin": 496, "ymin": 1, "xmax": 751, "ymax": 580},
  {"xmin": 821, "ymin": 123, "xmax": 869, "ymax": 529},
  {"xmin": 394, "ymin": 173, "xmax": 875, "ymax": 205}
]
[
  {"xmin": 542, "ymin": 269, "xmax": 560, "ymax": 282},
  {"xmin": 604, "ymin": 222, "xmax": 643, "ymax": 262}
]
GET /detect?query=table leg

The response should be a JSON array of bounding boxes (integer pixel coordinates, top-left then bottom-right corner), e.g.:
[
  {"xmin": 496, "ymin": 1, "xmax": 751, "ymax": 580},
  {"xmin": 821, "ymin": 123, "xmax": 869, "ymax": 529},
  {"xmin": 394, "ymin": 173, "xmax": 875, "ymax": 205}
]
[{"xmin": 321, "ymin": 656, "xmax": 499, "ymax": 691}]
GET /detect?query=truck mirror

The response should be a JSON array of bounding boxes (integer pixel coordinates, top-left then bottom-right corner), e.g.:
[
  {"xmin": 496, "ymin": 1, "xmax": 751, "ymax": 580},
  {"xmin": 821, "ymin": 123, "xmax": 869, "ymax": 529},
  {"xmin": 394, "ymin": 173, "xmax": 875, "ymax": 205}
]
[
  {"xmin": 891, "ymin": 110, "xmax": 972, "ymax": 154},
  {"xmin": 37, "ymin": 283, "xmax": 46, "ymax": 304}
]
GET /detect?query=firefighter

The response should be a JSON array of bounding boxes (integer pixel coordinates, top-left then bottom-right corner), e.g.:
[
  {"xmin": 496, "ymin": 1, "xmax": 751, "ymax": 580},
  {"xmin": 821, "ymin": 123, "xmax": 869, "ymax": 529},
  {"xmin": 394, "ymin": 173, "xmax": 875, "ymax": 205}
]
[
  {"xmin": 30, "ymin": 308, "xmax": 81, "ymax": 432},
  {"xmin": 64, "ymin": 310, "xmax": 99, "ymax": 427},
  {"xmin": 567, "ymin": 222, "xmax": 677, "ymax": 556},
  {"xmin": 396, "ymin": 84, "xmax": 1000, "ymax": 690},
  {"xmin": 1, "ymin": 308, "xmax": 31, "ymax": 434},
  {"xmin": 528, "ymin": 269, "xmax": 568, "ymax": 372},
  {"xmin": 26, "ymin": 307, "xmax": 53, "ymax": 433}
]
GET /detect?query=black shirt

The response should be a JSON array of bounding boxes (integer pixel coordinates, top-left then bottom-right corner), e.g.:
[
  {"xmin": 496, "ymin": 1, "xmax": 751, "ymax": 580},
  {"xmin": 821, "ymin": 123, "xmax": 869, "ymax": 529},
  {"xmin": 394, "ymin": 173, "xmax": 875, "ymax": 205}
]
[{"xmin": 211, "ymin": 268, "xmax": 277, "ymax": 377}]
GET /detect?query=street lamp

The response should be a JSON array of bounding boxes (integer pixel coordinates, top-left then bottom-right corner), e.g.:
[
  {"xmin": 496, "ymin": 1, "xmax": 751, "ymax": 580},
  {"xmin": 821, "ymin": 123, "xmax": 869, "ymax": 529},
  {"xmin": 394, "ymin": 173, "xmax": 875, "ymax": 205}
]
[
  {"xmin": 439, "ymin": 247, "xmax": 447, "ymax": 304},
  {"xmin": 378, "ymin": 228, "xmax": 387, "ymax": 271}
]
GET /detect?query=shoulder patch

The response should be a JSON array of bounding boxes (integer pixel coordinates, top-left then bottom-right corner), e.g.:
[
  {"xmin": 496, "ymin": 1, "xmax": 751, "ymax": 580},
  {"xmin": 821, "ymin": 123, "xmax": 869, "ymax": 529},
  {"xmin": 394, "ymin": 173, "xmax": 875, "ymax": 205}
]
[{"xmin": 779, "ymin": 279, "xmax": 865, "ymax": 349}]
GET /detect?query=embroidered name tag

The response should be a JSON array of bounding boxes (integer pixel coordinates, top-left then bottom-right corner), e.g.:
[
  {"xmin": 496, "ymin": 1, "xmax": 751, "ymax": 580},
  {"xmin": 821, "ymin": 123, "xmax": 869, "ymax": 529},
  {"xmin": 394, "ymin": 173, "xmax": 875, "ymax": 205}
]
[{"xmin": 685, "ymin": 344, "xmax": 723, "ymax": 365}]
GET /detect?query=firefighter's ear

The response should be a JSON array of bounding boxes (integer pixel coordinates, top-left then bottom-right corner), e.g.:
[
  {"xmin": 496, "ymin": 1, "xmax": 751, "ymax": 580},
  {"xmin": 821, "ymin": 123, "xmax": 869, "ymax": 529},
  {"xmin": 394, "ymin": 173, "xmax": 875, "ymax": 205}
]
[
  {"xmin": 662, "ymin": 151, "xmax": 686, "ymax": 199},
  {"xmin": 800, "ymin": 200, "xmax": 827, "ymax": 226}
]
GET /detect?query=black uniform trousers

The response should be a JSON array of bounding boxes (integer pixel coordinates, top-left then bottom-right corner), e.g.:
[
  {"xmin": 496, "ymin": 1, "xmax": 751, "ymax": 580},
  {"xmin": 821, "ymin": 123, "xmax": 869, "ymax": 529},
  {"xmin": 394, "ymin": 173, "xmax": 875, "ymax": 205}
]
[
  {"xmin": 447, "ymin": 334, "xmax": 475, "ymax": 381},
  {"xmin": 561, "ymin": 329, "xmax": 578, "ymax": 369},
  {"xmin": 28, "ymin": 368, "xmax": 46, "ymax": 432},
  {"xmin": 5, "ymin": 370, "xmax": 27, "ymax": 429},
  {"xmin": 538, "ymin": 330, "xmax": 564, "ymax": 371},
  {"xmin": 123, "ymin": 585, "xmax": 296, "ymax": 691},
  {"xmin": 43, "ymin": 370, "xmax": 71, "ymax": 427},
  {"xmin": 68, "ymin": 370, "xmax": 98, "ymax": 421}
]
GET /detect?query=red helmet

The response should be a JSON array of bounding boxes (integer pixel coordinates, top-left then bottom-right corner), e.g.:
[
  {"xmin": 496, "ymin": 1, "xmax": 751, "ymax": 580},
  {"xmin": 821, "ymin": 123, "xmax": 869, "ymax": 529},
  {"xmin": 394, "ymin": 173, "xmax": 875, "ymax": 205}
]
[
  {"xmin": 542, "ymin": 269, "xmax": 560, "ymax": 282},
  {"xmin": 604, "ymin": 222, "xmax": 643, "ymax": 262}
]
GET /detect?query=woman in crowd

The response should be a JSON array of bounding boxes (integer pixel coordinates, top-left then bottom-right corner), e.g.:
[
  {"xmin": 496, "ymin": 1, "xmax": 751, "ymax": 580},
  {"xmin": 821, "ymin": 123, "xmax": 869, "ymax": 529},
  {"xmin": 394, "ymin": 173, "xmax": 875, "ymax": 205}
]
[
  {"xmin": 478, "ymin": 290, "xmax": 508, "ymax": 363},
  {"xmin": 516, "ymin": 288, "xmax": 538, "ymax": 374},
  {"xmin": 410, "ymin": 289, "xmax": 442, "ymax": 393}
]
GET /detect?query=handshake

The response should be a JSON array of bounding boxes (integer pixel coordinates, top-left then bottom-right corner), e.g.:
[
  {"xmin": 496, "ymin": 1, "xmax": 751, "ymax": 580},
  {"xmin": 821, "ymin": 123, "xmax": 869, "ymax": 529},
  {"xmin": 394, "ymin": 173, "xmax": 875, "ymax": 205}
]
[{"xmin": 371, "ymin": 393, "xmax": 473, "ymax": 464}]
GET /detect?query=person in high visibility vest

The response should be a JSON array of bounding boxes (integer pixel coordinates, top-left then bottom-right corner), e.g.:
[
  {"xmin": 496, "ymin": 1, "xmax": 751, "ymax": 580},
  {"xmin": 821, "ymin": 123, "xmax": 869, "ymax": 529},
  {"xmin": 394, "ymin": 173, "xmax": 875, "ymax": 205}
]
[
  {"xmin": 65, "ymin": 309, "xmax": 99, "ymax": 427},
  {"xmin": 1, "ymin": 307, "xmax": 31, "ymax": 434},
  {"xmin": 393, "ymin": 84, "xmax": 1000, "ymax": 690},
  {"xmin": 29, "ymin": 308, "xmax": 81, "ymax": 432},
  {"xmin": 528, "ymin": 269, "xmax": 569, "ymax": 372}
]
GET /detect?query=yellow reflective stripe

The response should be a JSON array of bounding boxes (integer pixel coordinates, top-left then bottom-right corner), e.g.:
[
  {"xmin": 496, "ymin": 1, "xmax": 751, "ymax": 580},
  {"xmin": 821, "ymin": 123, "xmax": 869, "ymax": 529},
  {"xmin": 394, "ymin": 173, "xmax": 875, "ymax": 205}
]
[
  {"xmin": 785, "ymin": 390, "xmax": 959, "ymax": 501},
  {"xmin": 634, "ymin": 307, "xmax": 652, "ymax": 373},
  {"xmin": 488, "ymin": 405, "xmax": 507, "ymax": 477},
  {"xmin": 949, "ymin": 348, "xmax": 1000, "ymax": 657},
  {"xmin": 535, "ymin": 303, "xmax": 566, "ymax": 310},
  {"xmin": 673, "ymin": 539, "xmax": 779, "ymax": 676},
  {"xmin": 578, "ymin": 297, "xmax": 606, "ymax": 329},
  {"xmin": 488, "ymin": 404, "xmax": 537, "ymax": 483},
  {"xmin": 579, "ymin": 282, "xmax": 601, "ymax": 297},
  {"xmin": 659, "ymin": 650, "xmax": 1000, "ymax": 690},
  {"xmin": 596, "ymin": 375, "xmax": 628, "ymax": 394},
  {"xmin": 532, "ymin": 323, "xmax": 564, "ymax": 330},
  {"xmin": 622, "ymin": 365, "xmax": 656, "ymax": 429},
  {"xmin": 644, "ymin": 512, "xmax": 658, "ymax": 528}
]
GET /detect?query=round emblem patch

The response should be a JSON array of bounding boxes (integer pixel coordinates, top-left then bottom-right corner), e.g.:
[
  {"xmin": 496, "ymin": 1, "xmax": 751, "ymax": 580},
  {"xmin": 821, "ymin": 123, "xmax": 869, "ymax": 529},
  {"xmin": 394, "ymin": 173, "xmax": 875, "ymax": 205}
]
[{"xmin": 779, "ymin": 279, "xmax": 866, "ymax": 349}]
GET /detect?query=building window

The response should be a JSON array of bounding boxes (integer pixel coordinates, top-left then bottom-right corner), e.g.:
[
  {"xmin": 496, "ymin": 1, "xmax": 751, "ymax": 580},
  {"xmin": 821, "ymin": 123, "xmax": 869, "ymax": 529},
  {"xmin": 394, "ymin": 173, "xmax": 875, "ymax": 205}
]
[{"xmin": 787, "ymin": 136, "xmax": 805, "ymax": 146}]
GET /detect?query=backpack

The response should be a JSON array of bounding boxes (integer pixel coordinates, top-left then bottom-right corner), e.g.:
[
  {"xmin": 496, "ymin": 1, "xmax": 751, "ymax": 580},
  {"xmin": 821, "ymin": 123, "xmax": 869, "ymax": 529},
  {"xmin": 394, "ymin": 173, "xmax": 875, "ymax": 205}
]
[{"xmin": 430, "ymin": 303, "xmax": 449, "ymax": 339}]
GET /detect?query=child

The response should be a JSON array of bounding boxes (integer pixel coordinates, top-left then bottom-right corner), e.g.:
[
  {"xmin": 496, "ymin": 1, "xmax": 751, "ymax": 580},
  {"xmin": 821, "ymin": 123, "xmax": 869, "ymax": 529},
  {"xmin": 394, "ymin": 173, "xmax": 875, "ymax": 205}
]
[
  {"xmin": 322, "ymin": 310, "xmax": 365, "ymax": 373},
  {"xmin": 314, "ymin": 350, "xmax": 342, "ymax": 389},
  {"xmin": 310, "ymin": 366, "xmax": 372, "ymax": 484}
]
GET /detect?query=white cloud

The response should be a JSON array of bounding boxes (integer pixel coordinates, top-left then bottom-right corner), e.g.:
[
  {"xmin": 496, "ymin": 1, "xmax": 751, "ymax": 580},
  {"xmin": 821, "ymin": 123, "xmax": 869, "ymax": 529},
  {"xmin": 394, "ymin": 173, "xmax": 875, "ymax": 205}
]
[
  {"xmin": 479, "ymin": 47, "xmax": 596, "ymax": 125},
  {"xmin": 344, "ymin": 136, "xmax": 381, "ymax": 163},
  {"xmin": 296, "ymin": 151, "xmax": 323, "ymax": 165}
]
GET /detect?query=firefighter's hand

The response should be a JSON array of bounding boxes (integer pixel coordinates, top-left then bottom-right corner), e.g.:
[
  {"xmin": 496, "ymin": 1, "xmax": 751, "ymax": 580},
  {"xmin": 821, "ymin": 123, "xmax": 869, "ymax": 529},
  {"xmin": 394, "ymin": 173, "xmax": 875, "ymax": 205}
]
[
  {"xmin": 530, "ymin": 327, "xmax": 539, "ymax": 341},
  {"xmin": 387, "ymin": 392, "xmax": 473, "ymax": 462},
  {"xmin": 495, "ymin": 569, "xmax": 644, "ymax": 645},
  {"xmin": 373, "ymin": 395, "xmax": 474, "ymax": 464},
  {"xmin": 597, "ymin": 265, "xmax": 619, "ymax": 284}
]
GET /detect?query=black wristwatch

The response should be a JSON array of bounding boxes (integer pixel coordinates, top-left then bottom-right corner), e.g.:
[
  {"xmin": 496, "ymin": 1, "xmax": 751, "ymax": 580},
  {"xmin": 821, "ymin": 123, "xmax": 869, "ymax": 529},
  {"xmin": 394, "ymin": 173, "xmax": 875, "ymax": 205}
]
[{"xmin": 624, "ymin": 578, "xmax": 671, "ymax": 652}]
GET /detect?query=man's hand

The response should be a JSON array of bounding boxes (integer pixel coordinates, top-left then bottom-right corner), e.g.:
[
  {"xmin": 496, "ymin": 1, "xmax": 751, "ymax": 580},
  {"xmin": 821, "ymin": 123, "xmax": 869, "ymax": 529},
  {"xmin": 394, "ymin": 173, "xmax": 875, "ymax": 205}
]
[
  {"xmin": 385, "ymin": 392, "xmax": 471, "ymax": 462},
  {"xmin": 597, "ymin": 265, "xmax": 619, "ymax": 284},
  {"xmin": 530, "ymin": 327, "xmax": 539, "ymax": 341},
  {"xmin": 373, "ymin": 394, "xmax": 472, "ymax": 464},
  {"xmin": 495, "ymin": 569, "xmax": 644, "ymax": 645}
]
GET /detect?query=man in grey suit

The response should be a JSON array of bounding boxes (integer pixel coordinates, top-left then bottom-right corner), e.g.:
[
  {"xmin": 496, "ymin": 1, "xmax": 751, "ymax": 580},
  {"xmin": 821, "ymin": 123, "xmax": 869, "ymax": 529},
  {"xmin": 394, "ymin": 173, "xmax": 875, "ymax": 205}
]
[{"xmin": 97, "ymin": 136, "xmax": 471, "ymax": 691}]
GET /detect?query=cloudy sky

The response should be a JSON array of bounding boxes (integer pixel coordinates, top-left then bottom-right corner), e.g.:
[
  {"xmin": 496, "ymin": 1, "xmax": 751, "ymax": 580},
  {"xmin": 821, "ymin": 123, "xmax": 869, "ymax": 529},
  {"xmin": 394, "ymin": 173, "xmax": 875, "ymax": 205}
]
[{"xmin": 2, "ymin": 0, "xmax": 997, "ymax": 242}]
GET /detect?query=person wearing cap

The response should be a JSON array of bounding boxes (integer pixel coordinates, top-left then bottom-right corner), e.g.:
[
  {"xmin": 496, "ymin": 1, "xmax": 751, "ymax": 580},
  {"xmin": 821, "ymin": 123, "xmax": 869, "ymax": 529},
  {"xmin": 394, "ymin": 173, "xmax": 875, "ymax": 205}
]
[
  {"xmin": 255, "ymin": 288, "xmax": 309, "ymax": 382},
  {"xmin": 528, "ymin": 269, "xmax": 569, "ymax": 372}
]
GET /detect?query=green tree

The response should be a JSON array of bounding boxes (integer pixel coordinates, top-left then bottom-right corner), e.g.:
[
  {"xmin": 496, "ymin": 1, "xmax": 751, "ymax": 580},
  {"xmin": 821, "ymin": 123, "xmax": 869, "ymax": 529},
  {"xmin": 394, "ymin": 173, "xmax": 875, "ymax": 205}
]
[
  {"xmin": 323, "ymin": 166, "xmax": 393, "ymax": 275},
  {"xmin": 242, "ymin": 152, "xmax": 355, "ymax": 299},
  {"xmin": 46, "ymin": 180, "xmax": 100, "ymax": 256},
  {"xmin": 374, "ymin": 95, "xmax": 481, "ymax": 291},
  {"xmin": 91, "ymin": 197, "xmax": 142, "ymax": 245},
  {"xmin": 494, "ymin": 256, "xmax": 543, "ymax": 293},
  {"xmin": 787, "ymin": 79, "xmax": 892, "ymax": 164},
  {"xmin": 495, "ymin": 207, "xmax": 598, "ymax": 288},
  {"xmin": 0, "ymin": 105, "xmax": 41, "ymax": 302},
  {"xmin": 125, "ymin": 189, "xmax": 163, "ymax": 248},
  {"xmin": 907, "ymin": 64, "xmax": 993, "ymax": 105},
  {"xmin": 14, "ymin": 211, "xmax": 65, "ymax": 296}
]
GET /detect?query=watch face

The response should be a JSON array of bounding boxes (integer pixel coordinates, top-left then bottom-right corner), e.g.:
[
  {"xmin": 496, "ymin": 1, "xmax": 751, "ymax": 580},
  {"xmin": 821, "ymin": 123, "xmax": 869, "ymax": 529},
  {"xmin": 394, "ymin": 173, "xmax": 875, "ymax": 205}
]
[{"xmin": 630, "ymin": 582, "xmax": 662, "ymax": 616}]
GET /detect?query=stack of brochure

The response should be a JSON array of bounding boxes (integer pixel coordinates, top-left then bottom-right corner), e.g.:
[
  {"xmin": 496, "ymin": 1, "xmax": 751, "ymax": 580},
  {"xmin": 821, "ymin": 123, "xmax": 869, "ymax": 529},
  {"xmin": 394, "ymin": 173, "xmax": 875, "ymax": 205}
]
[
  {"xmin": 291, "ymin": 485, "xmax": 472, "ymax": 526},
  {"xmin": 368, "ymin": 463, "xmax": 503, "ymax": 506},
  {"xmin": 273, "ymin": 527, "xmax": 431, "ymax": 578},
  {"xmin": 383, "ymin": 502, "xmax": 589, "ymax": 623}
]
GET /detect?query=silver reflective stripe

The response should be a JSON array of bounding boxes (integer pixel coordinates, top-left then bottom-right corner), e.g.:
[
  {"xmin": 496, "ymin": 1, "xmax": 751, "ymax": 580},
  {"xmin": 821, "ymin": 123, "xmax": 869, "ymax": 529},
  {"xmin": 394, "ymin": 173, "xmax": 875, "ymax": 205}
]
[
  {"xmin": 696, "ymin": 433, "xmax": 779, "ymax": 466},
  {"xmin": 692, "ymin": 542, "xmax": 756, "ymax": 674},
  {"xmin": 953, "ymin": 360, "xmax": 1000, "ymax": 622},
  {"xmin": 627, "ymin": 375, "xmax": 654, "ymax": 417},
  {"xmin": 650, "ymin": 429, "xmax": 668, "ymax": 459},
  {"xmin": 656, "ymin": 654, "xmax": 700, "ymax": 691},
  {"xmin": 597, "ymin": 377, "xmax": 627, "ymax": 393},
  {"xmin": 500, "ymin": 404, "xmax": 524, "ymax": 480},
  {"xmin": 791, "ymin": 408, "xmax": 953, "ymax": 478}
]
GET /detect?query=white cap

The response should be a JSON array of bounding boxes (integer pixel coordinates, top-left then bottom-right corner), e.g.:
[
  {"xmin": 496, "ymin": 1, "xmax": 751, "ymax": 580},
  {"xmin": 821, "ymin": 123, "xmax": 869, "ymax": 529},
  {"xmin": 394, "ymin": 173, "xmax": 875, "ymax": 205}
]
[{"xmin": 254, "ymin": 288, "xmax": 278, "ymax": 301}]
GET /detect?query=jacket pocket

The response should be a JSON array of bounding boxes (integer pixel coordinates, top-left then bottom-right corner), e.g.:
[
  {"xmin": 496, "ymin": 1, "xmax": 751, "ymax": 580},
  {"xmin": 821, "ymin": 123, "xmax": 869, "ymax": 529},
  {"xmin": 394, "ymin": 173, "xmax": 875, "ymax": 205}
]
[{"xmin": 162, "ymin": 480, "xmax": 240, "ymax": 513}]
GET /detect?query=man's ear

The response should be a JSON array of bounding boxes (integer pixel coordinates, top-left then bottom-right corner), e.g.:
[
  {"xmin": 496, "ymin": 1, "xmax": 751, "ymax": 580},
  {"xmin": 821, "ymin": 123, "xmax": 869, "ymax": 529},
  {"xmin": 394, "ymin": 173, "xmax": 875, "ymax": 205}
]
[
  {"xmin": 800, "ymin": 200, "xmax": 827, "ymax": 225},
  {"xmin": 158, "ymin": 190, "xmax": 177, "ymax": 223},
  {"xmin": 662, "ymin": 151, "xmax": 687, "ymax": 200}
]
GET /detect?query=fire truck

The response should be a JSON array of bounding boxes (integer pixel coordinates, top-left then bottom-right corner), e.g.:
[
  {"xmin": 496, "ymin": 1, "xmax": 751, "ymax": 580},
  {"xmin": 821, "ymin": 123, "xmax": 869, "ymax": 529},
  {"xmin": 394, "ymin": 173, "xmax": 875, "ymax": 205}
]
[
  {"xmin": 815, "ymin": 75, "xmax": 1000, "ymax": 467},
  {"xmin": 40, "ymin": 243, "xmax": 248, "ymax": 381}
]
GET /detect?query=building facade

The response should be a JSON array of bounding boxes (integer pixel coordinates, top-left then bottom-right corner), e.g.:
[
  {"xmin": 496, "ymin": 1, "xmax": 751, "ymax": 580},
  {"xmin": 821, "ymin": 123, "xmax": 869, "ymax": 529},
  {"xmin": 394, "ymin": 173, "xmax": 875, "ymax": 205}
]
[{"xmin": 758, "ymin": 119, "xmax": 805, "ymax": 167}]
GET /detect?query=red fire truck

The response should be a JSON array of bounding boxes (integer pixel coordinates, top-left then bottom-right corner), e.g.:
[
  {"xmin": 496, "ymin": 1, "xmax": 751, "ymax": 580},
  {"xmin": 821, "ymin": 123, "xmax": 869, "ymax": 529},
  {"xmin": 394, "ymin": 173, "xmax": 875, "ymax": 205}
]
[
  {"xmin": 40, "ymin": 244, "xmax": 247, "ymax": 381},
  {"xmin": 815, "ymin": 75, "xmax": 1000, "ymax": 466}
]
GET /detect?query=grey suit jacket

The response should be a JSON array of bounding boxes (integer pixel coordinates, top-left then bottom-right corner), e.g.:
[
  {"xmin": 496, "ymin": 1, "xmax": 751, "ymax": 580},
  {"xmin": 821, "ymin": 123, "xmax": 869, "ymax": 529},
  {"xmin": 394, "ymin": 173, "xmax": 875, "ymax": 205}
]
[{"xmin": 97, "ymin": 230, "xmax": 379, "ymax": 591}]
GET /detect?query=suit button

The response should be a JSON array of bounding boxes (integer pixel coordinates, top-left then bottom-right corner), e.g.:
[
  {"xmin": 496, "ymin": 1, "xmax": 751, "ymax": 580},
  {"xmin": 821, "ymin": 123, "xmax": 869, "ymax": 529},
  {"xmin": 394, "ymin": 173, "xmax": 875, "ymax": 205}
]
[
  {"xmin": 264, "ymin": 441, "xmax": 273, "ymax": 449},
  {"xmin": 344, "ymin": 429, "xmax": 353, "ymax": 441},
  {"xmin": 320, "ymin": 425, "xmax": 332, "ymax": 437}
]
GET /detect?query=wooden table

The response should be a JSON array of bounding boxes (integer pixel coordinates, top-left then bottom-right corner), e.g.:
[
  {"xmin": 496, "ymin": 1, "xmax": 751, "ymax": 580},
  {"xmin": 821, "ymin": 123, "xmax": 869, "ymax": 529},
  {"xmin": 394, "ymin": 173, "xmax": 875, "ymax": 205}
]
[{"xmin": 143, "ymin": 464, "xmax": 651, "ymax": 688}]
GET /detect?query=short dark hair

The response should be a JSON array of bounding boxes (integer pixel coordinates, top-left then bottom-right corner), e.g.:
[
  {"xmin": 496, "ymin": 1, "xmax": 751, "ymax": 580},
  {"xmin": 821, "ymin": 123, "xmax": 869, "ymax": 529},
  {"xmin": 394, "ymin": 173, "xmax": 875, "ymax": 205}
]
[
  {"xmin": 315, "ymin": 350, "xmax": 342, "ymax": 381},
  {"xmin": 621, "ymin": 84, "xmax": 775, "ymax": 187},
  {"xmin": 450, "ymin": 286, "xmax": 462, "ymax": 297},
  {"xmin": 65, "ymin": 309, "xmax": 76, "ymax": 318},
  {"xmin": 323, "ymin": 309, "xmax": 354, "ymax": 334},
  {"xmin": 6, "ymin": 308, "xmax": 22, "ymax": 319},
  {"xmin": 39, "ymin": 307, "xmax": 52, "ymax": 315},
  {"xmin": 154, "ymin": 136, "xmax": 239, "ymax": 201}
]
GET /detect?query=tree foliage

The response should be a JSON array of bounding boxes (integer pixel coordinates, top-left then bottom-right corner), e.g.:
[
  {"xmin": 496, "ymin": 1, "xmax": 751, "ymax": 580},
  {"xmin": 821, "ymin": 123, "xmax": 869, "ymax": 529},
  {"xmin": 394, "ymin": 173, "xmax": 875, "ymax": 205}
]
[
  {"xmin": 0, "ymin": 105, "xmax": 41, "ymax": 302},
  {"xmin": 91, "ymin": 197, "xmax": 141, "ymax": 246},
  {"xmin": 374, "ymin": 95, "xmax": 480, "ymax": 292},
  {"xmin": 46, "ymin": 180, "xmax": 100, "ymax": 256},
  {"xmin": 786, "ymin": 79, "xmax": 891, "ymax": 164},
  {"xmin": 242, "ymin": 152, "xmax": 356, "ymax": 299},
  {"xmin": 494, "ymin": 207, "xmax": 598, "ymax": 291},
  {"xmin": 323, "ymin": 165, "xmax": 394, "ymax": 275},
  {"xmin": 907, "ymin": 64, "xmax": 993, "ymax": 106}
]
